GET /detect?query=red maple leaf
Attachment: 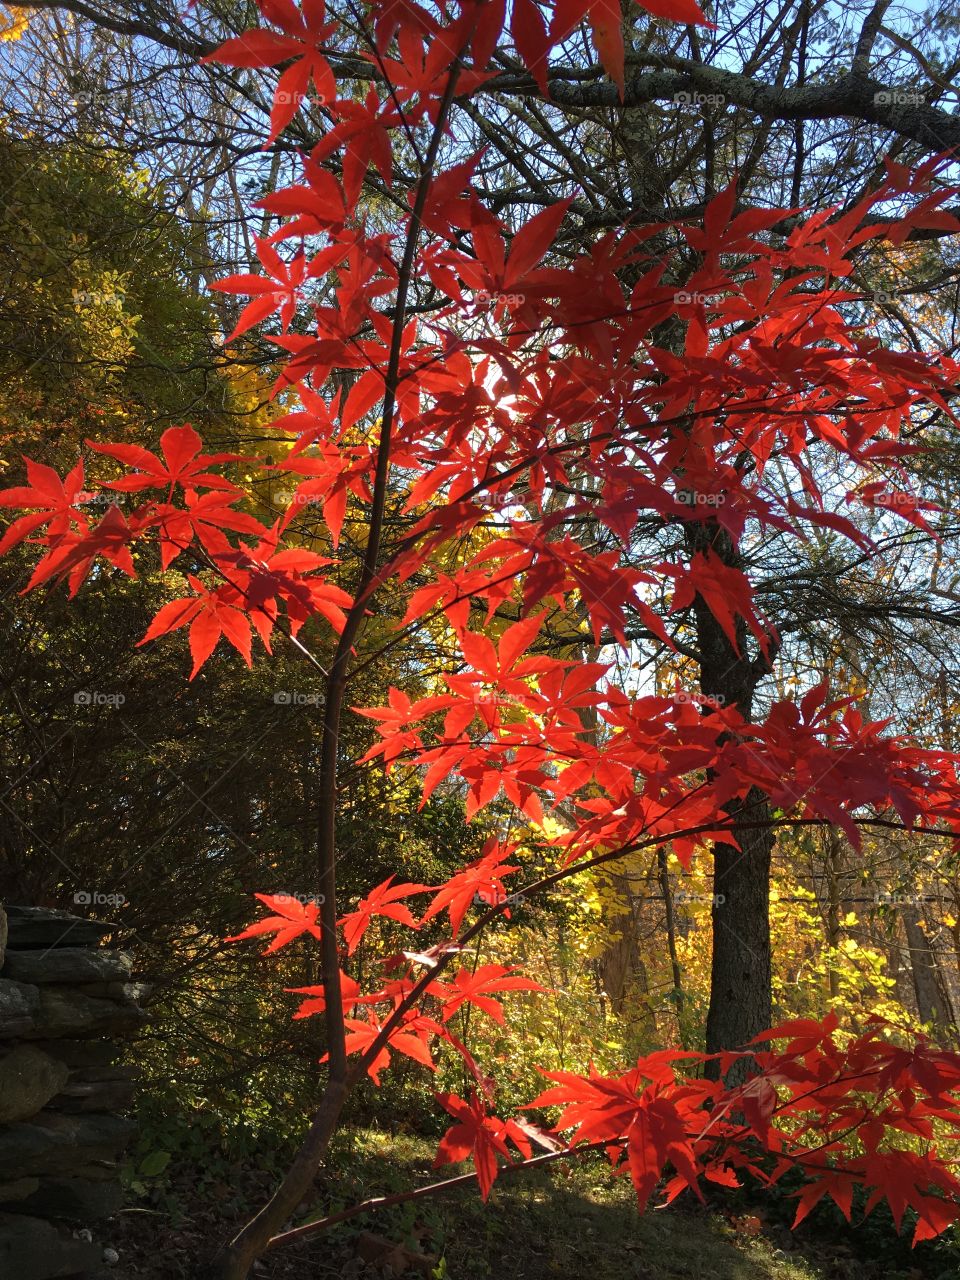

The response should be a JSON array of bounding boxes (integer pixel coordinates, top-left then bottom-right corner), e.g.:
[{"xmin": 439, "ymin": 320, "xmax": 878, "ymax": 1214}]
[
  {"xmin": 337, "ymin": 875, "xmax": 430, "ymax": 955},
  {"xmin": 138, "ymin": 576, "xmax": 255, "ymax": 679},
  {"xmin": 202, "ymin": 0, "xmax": 337, "ymax": 144},
  {"xmin": 287, "ymin": 970, "xmax": 362, "ymax": 1018},
  {"xmin": 335, "ymin": 1009, "xmax": 437, "ymax": 1084},
  {"xmin": 0, "ymin": 458, "xmax": 88, "ymax": 555},
  {"xmin": 209, "ymin": 238, "xmax": 309, "ymax": 341},
  {"xmin": 433, "ymin": 1091, "xmax": 532, "ymax": 1200},
  {"xmin": 89, "ymin": 425, "xmax": 243, "ymax": 494},
  {"xmin": 143, "ymin": 491, "xmax": 266, "ymax": 570},
  {"xmin": 662, "ymin": 550, "xmax": 776, "ymax": 656},
  {"xmin": 420, "ymin": 840, "xmax": 522, "ymax": 937},
  {"xmin": 308, "ymin": 89, "xmax": 396, "ymax": 205},
  {"xmin": 256, "ymin": 158, "xmax": 349, "ymax": 241},
  {"xmin": 433, "ymin": 963, "xmax": 545, "ymax": 1024},
  {"xmin": 226, "ymin": 892, "xmax": 323, "ymax": 954},
  {"xmin": 374, "ymin": 27, "xmax": 493, "ymax": 123},
  {"xmin": 23, "ymin": 504, "xmax": 142, "ymax": 596},
  {"xmin": 792, "ymin": 1169, "xmax": 859, "ymax": 1228}
]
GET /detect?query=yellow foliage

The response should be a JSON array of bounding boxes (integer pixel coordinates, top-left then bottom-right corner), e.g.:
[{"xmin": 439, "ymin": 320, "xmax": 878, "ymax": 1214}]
[{"xmin": 0, "ymin": 6, "xmax": 27, "ymax": 41}]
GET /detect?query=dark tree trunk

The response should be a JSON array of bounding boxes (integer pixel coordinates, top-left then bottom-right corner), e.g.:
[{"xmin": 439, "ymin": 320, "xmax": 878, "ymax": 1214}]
[
  {"xmin": 704, "ymin": 793, "xmax": 772, "ymax": 1071},
  {"xmin": 685, "ymin": 521, "xmax": 775, "ymax": 1075}
]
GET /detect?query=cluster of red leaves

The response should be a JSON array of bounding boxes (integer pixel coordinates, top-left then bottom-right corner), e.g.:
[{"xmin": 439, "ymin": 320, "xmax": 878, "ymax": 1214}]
[
  {"xmin": 0, "ymin": 426, "xmax": 353, "ymax": 678},
  {"xmin": 226, "ymin": 888, "xmax": 960, "ymax": 1239},
  {"xmin": 520, "ymin": 1014, "xmax": 960, "ymax": 1241},
  {"xmin": 359, "ymin": 672, "xmax": 960, "ymax": 865},
  {"xmin": 225, "ymin": 865, "xmax": 543, "ymax": 1098},
  {"xmin": 4, "ymin": 0, "xmax": 960, "ymax": 1245}
]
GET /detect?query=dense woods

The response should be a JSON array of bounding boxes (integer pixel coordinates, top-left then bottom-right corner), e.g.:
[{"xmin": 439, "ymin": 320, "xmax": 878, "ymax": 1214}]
[{"xmin": 4, "ymin": 2, "xmax": 960, "ymax": 1278}]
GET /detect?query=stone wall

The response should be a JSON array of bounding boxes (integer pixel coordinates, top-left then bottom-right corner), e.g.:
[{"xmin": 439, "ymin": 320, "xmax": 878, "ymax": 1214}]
[{"xmin": 0, "ymin": 904, "xmax": 146, "ymax": 1279}]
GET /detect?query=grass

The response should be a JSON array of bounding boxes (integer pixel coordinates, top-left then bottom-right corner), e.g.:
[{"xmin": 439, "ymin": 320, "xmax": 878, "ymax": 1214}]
[
  {"xmin": 291, "ymin": 1129, "xmax": 859, "ymax": 1280},
  {"xmin": 116, "ymin": 1125, "xmax": 957, "ymax": 1279}
]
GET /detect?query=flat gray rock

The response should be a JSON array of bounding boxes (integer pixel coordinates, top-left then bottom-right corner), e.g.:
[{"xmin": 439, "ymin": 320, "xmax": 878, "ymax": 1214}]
[
  {"xmin": 4, "ymin": 906, "xmax": 116, "ymax": 949},
  {"xmin": 2, "ymin": 948, "xmax": 132, "ymax": 985},
  {"xmin": 29, "ymin": 989, "xmax": 146, "ymax": 1039},
  {"xmin": 0, "ymin": 1113, "xmax": 136, "ymax": 1175},
  {"xmin": 18, "ymin": 1176, "xmax": 123, "ymax": 1223},
  {"xmin": 52, "ymin": 1078, "xmax": 136, "ymax": 1113},
  {"xmin": 76, "ymin": 980, "xmax": 150, "ymax": 1004},
  {"xmin": 1, "ymin": 982, "xmax": 146, "ymax": 1039}
]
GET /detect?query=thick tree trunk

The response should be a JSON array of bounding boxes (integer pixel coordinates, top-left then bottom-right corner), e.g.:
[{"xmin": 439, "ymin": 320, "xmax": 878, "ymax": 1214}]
[
  {"xmin": 704, "ymin": 794, "xmax": 772, "ymax": 1069},
  {"xmin": 599, "ymin": 918, "xmax": 634, "ymax": 1016},
  {"xmin": 686, "ymin": 521, "xmax": 775, "ymax": 1074}
]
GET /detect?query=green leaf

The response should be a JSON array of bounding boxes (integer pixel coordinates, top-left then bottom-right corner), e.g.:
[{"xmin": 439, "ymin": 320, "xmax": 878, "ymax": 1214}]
[{"xmin": 139, "ymin": 1150, "xmax": 172, "ymax": 1177}]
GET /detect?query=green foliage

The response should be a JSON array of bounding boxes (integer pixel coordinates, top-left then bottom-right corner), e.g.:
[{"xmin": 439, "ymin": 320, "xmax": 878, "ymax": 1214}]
[{"xmin": 0, "ymin": 130, "xmax": 226, "ymax": 442}]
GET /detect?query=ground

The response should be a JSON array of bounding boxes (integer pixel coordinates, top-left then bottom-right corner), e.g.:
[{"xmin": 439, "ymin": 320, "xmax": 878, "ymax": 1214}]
[{"xmin": 109, "ymin": 1130, "xmax": 956, "ymax": 1279}]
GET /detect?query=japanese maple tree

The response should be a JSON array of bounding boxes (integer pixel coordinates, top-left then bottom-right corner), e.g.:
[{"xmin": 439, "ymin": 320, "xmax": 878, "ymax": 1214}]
[{"xmin": 4, "ymin": 2, "xmax": 960, "ymax": 1277}]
